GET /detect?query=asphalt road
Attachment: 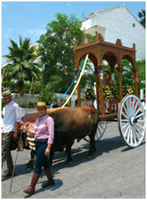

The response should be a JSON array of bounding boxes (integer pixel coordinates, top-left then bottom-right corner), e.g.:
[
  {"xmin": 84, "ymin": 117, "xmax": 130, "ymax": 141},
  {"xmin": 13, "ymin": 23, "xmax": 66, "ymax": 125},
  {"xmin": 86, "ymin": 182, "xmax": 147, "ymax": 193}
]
[{"xmin": 2, "ymin": 121, "xmax": 145, "ymax": 198}]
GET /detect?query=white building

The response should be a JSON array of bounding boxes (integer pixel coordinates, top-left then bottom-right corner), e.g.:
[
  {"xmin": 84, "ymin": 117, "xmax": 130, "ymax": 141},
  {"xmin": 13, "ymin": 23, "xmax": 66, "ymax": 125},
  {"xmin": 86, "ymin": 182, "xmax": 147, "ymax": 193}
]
[{"xmin": 82, "ymin": 4, "xmax": 145, "ymax": 60}]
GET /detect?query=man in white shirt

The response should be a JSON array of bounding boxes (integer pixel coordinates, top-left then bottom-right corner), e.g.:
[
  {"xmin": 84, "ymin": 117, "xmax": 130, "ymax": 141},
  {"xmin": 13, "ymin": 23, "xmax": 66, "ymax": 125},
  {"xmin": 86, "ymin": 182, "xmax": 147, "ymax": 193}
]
[{"xmin": 1, "ymin": 90, "xmax": 21, "ymax": 178}]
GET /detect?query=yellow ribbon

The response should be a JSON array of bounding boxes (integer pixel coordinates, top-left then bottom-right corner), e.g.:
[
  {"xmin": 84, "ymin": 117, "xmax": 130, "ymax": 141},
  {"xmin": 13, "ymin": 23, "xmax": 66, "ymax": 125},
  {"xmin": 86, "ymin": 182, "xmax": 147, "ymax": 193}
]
[{"xmin": 61, "ymin": 54, "xmax": 89, "ymax": 108}]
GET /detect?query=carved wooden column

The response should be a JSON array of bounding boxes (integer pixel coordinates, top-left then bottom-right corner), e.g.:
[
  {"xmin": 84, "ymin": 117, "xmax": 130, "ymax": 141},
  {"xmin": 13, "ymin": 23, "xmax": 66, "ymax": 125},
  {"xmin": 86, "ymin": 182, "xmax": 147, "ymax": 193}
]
[
  {"xmin": 97, "ymin": 65, "xmax": 105, "ymax": 115},
  {"xmin": 94, "ymin": 70, "xmax": 99, "ymax": 113},
  {"xmin": 132, "ymin": 44, "xmax": 138, "ymax": 97},
  {"xmin": 116, "ymin": 65, "xmax": 123, "ymax": 101}
]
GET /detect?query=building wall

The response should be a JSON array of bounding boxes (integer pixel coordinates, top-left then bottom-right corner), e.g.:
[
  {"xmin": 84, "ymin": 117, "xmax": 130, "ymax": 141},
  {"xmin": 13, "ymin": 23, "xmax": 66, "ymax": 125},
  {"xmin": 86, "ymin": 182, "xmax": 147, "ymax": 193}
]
[{"xmin": 82, "ymin": 5, "xmax": 145, "ymax": 60}]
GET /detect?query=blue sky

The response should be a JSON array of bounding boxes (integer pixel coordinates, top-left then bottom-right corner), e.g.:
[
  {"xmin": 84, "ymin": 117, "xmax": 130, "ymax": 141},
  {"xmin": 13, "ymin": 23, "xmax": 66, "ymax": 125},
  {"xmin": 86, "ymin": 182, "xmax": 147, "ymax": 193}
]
[{"xmin": 1, "ymin": 1, "xmax": 146, "ymax": 64}]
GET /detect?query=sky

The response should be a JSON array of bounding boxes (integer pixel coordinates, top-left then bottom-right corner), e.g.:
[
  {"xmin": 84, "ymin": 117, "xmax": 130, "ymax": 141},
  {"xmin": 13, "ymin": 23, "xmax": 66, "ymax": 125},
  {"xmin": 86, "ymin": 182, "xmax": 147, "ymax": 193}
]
[{"xmin": 1, "ymin": 0, "xmax": 146, "ymax": 64}]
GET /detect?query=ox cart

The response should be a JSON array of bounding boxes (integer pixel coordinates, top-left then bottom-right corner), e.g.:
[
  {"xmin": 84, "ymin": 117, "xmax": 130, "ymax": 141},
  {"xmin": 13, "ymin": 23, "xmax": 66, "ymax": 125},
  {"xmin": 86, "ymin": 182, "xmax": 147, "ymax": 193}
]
[
  {"xmin": 74, "ymin": 33, "xmax": 145, "ymax": 148},
  {"xmin": 17, "ymin": 34, "xmax": 145, "ymax": 168}
]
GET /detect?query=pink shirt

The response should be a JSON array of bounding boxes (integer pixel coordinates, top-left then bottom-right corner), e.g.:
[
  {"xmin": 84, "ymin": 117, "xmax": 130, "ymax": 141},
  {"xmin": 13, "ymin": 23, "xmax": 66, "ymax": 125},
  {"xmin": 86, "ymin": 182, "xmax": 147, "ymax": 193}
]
[{"xmin": 31, "ymin": 114, "xmax": 54, "ymax": 144}]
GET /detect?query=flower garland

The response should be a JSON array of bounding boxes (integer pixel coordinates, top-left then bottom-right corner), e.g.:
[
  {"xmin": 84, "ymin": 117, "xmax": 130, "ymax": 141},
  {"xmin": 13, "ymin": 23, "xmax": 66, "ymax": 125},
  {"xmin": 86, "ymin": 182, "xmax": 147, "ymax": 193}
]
[
  {"xmin": 99, "ymin": 85, "xmax": 113, "ymax": 100},
  {"xmin": 111, "ymin": 86, "xmax": 118, "ymax": 99},
  {"xmin": 84, "ymin": 86, "xmax": 95, "ymax": 101},
  {"xmin": 122, "ymin": 84, "xmax": 133, "ymax": 97}
]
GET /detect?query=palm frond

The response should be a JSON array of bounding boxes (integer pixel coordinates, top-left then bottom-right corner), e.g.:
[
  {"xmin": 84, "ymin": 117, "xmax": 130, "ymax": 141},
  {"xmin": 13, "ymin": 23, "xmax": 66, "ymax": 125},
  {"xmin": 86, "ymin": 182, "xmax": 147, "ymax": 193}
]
[
  {"xmin": 19, "ymin": 36, "xmax": 23, "ymax": 47},
  {"xmin": 10, "ymin": 39, "xmax": 18, "ymax": 48}
]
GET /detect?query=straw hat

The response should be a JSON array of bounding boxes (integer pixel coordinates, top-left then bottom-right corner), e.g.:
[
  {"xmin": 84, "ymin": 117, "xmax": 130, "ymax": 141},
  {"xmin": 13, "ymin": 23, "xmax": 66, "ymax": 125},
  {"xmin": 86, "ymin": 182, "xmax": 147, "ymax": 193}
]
[
  {"xmin": 2, "ymin": 90, "xmax": 11, "ymax": 98},
  {"xmin": 37, "ymin": 102, "xmax": 47, "ymax": 107}
]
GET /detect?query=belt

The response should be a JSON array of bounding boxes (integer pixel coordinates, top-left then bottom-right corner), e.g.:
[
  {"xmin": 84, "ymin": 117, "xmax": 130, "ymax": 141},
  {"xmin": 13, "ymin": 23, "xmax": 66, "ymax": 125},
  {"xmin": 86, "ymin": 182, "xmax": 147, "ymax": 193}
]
[{"xmin": 36, "ymin": 139, "xmax": 48, "ymax": 141}]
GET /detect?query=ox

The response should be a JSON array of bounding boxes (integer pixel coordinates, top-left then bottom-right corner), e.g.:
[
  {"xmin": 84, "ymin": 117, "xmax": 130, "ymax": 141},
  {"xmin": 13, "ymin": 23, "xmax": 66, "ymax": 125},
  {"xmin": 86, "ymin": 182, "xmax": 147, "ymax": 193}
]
[{"xmin": 20, "ymin": 105, "xmax": 99, "ymax": 166}]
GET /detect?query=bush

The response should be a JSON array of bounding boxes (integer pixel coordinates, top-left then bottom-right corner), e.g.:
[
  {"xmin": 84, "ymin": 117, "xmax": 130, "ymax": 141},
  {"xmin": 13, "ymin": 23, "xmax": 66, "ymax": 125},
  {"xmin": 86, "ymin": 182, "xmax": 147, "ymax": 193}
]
[
  {"xmin": 84, "ymin": 86, "xmax": 95, "ymax": 101},
  {"xmin": 111, "ymin": 86, "xmax": 118, "ymax": 99},
  {"xmin": 24, "ymin": 82, "xmax": 32, "ymax": 94},
  {"xmin": 38, "ymin": 83, "xmax": 57, "ymax": 105},
  {"xmin": 32, "ymin": 81, "xmax": 42, "ymax": 94},
  {"xmin": 99, "ymin": 85, "xmax": 113, "ymax": 100},
  {"xmin": 2, "ymin": 81, "xmax": 18, "ymax": 93},
  {"xmin": 122, "ymin": 84, "xmax": 134, "ymax": 97},
  {"xmin": 14, "ymin": 96, "xmax": 39, "ymax": 108}
]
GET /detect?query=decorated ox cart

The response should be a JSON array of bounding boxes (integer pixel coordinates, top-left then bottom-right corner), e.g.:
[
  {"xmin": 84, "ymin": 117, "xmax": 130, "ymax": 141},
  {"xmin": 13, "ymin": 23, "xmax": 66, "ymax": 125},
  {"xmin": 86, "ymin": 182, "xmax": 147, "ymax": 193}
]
[
  {"xmin": 16, "ymin": 33, "xmax": 145, "ymax": 168},
  {"xmin": 74, "ymin": 33, "xmax": 145, "ymax": 148}
]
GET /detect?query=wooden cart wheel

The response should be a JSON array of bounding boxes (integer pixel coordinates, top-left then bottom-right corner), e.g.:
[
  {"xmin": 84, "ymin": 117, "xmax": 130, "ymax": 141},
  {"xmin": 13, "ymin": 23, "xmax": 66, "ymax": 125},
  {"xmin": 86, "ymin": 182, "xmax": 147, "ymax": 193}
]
[
  {"xmin": 84, "ymin": 121, "xmax": 107, "ymax": 142},
  {"xmin": 118, "ymin": 94, "xmax": 145, "ymax": 148}
]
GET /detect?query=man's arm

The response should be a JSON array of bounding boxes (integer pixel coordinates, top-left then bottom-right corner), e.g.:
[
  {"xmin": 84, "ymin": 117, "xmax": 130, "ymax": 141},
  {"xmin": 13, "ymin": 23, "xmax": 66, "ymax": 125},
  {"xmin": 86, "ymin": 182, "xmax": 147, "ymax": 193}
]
[
  {"xmin": 13, "ymin": 122, "xmax": 20, "ymax": 139},
  {"xmin": 13, "ymin": 103, "xmax": 22, "ymax": 139}
]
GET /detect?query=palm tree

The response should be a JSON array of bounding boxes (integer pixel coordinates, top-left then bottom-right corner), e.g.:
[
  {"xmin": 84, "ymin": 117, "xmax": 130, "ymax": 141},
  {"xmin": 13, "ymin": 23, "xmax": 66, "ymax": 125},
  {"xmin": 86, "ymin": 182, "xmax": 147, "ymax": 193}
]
[
  {"xmin": 138, "ymin": 9, "xmax": 145, "ymax": 28},
  {"xmin": 2, "ymin": 36, "xmax": 41, "ymax": 95}
]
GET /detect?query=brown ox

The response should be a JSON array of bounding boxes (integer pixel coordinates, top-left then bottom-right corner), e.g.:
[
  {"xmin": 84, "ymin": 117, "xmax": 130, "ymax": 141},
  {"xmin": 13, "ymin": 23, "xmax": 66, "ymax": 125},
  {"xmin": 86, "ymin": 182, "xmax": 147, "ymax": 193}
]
[{"xmin": 22, "ymin": 105, "xmax": 99, "ymax": 166}]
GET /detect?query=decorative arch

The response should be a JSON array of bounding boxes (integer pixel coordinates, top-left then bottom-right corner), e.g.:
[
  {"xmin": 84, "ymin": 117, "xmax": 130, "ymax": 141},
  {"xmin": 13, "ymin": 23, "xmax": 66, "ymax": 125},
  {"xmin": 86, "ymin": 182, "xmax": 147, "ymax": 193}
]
[
  {"xmin": 121, "ymin": 54, "xmax": 135, "ymax": 67},
  {"xmin": 74, "ymin": 33, "xmax": 138, "ymax": 114},
  {"xmin": 102, "ymin": 51, "xmax": 118, "ymax": 73}
]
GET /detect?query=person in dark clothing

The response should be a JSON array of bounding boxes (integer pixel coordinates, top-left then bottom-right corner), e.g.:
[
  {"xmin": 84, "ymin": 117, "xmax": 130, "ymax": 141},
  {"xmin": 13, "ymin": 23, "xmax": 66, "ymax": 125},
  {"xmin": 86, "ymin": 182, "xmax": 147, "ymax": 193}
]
[{"xmin": 53, "ymin": 99, "xmax": 58, "ymax": 108}]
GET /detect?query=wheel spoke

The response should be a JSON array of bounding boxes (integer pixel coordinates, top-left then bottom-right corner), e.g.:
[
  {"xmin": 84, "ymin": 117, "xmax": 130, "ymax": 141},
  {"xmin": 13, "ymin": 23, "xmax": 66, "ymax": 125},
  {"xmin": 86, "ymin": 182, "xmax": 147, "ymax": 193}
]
[
  {"xmin": 125, "ymin": 99, "xmax": 131, "ymax": 116},
  {"xmin": 126, "ymin": 127, "xmax": 131, "ymax": 143},
  {"xmin": 121, "ymin": 111, "xmax": 129, "ymax": 119},
  {"xmin": 133, "ymin": 101, "xmax": 139, "ymax": 115},
  {"xmin": 123, "ymin": 124, "xmax": 130, "ymax": 138},
  {"xmin": 131, "ymin": 97, "xmax": 135, "ymax": 111},
  {"xmin": 129, "ymin": 97, "xmax": 133, "ymax": 113},
  {"xmin": 133, "ymin": 126, "xmax": 141, "ymax": 141},
  {"xmin": 121, "ymin": 119, "xmax": 129, "ymax": 122},
  {"xmin": 95, "ymin": 132, "xmax": 99, "ymax": 139},
  {"xmin": 137, "ymin": 119, "xmax": 145, "ymax": 123},
  {"xmin": 99, "ymin": 124, "xmax": 105, "ymax": 130},
  {"xmin": 123, "ymin": 103, "xmax": 131, "ymax": 117},
  {"xmin": 135, "ymin": 124, "xmax": 144, "ymax": 136},
  {"xmin": 135, "ymin": 112, "xmax": 144, "ymax": 119},
  {"xmin": 97, "ymin": 126, "xmax": 101, "ymax": 134},
  {"xmin": 131, "ymin": 126, "xmax": 138, "ymax": 145},
  {"xmin": 122, "ymin": 122, "xmax": 129, "ymax": 130},
  {"xmin": 136, "ymin": 123, "xmax": 145, "ymax": 131},
  {"xmin": 134, "ymin": 105, "xmax": 142, "ymax": 116},
  {"xmin": 130, "ymin": 128, "xmax": 133, "ymax": 145}
]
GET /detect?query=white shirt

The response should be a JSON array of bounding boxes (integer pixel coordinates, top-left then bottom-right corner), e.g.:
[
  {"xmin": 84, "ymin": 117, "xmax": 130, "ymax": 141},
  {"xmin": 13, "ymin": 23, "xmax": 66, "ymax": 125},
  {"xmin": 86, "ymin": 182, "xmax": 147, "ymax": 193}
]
[
  {"xmin": 142, "ymin": 101, "xmax": 146, "ymax": 116},
  {"xmin": 2, "ymin": 100, "xmax": 21, "ymax": 133}
]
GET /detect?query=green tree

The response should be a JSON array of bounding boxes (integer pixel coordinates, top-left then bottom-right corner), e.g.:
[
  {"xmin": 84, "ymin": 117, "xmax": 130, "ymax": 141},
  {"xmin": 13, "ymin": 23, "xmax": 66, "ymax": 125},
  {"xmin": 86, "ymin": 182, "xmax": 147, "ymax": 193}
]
[
  {"xmin": 2, "ymin": 36, "xmax": 41, "ymax": 95},
  {"xmin": 37, "ymin": 13, "xmax": 95, "ymax": 94},
  {"xmin": 38, "ymin": 82, "xmax": 58, "ymax": 105},
  {"xmin": 136, "ymin": 59, "xmax": 145, "ymax": 96},
  {"xmin": 138, "ymin": 9, "xmax": 146, "ymax": 28}
]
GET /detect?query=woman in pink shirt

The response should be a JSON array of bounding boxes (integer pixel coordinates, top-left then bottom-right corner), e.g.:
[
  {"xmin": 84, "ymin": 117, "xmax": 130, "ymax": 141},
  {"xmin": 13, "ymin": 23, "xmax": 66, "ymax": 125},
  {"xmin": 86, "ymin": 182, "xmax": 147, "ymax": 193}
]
[{"xmin": 23, "ymin": 102, "xmax": 55, "ymax": 195}]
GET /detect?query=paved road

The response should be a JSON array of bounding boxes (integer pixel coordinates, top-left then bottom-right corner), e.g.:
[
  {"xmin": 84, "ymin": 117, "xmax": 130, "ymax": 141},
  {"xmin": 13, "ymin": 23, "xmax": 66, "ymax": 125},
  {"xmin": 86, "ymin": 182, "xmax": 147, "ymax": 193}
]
[{"xmin": 2, "ymin": 121, "xmax": 145, "ymax": 198}]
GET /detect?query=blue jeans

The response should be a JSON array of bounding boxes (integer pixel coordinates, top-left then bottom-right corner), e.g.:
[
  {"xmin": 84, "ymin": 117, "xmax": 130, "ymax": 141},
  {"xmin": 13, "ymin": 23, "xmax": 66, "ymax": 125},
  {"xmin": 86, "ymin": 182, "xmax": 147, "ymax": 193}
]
[{"xmin": 34, "ymin": 140, "xmax": 50, "ymax": 175}]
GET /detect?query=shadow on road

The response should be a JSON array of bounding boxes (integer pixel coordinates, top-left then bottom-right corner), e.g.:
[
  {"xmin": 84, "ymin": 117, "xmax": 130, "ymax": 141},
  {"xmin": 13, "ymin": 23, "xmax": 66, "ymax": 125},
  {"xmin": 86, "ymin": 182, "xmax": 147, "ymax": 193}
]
[
  {"xmin": 50, "ymin": 134, "xmax": 145, "ymax": 173},
  {"xmin": 50, "ymin": 135, "xmax": 138, "ymax": 173},
  {"xmin": 3, "ymin": 135, "xmax": 145, "ymax": 182}
]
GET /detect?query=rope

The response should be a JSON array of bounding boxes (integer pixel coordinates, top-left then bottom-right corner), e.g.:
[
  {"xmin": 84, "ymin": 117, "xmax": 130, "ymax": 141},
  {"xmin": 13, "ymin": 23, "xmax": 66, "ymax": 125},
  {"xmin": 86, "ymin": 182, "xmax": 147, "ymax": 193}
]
[
  {"xmin": 61, "ymin": 54, "xmax": 89, "ymax": 108},
  {"xmin": 20, "ymin": 54, "xmax": 89, "ymax": 119},
  {"xmin": 9, "ymin": 77, "xmax": 34, "ymax": 193},
  {"xmin": 48, "ymin": 56, "xmax": 87, "ymax": 108},
  {"xmin": 21, "ymin": 112, "xmax": 38, "ymax": 119}
]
